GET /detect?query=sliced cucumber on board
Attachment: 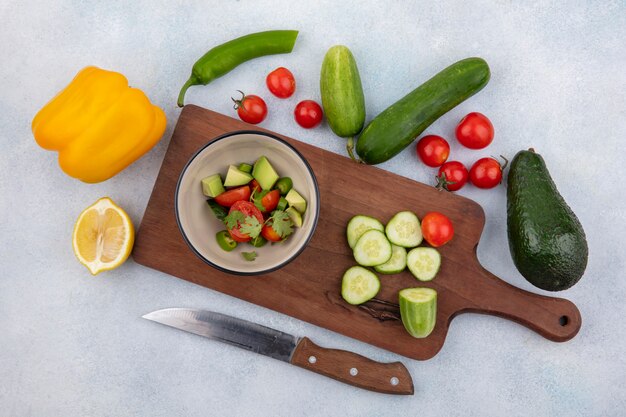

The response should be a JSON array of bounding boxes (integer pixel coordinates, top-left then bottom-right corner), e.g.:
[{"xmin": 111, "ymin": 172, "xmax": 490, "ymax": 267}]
[
  {"xmin": 374, "ymin": 244, "xmax": 407, "ymax": 274},
  {"xmin": 385, "ymin": 211, "xmax": 422, "ymax": 248},
  {"xmin": 346, "ymin": 215, "xmax": 384, "ymax": 249},
  {"xmin": 341, "ymin": 266, "xmax": 380, "ymax": 305},
  {"xmin": 399, "ymin": 287, "xmax": 437, "ymax": 338},
  {"xmin": 353, "ymin": 229, "xmax": 392, "ymax": 267},
  {"xmin": 407, "ymin": 247, "xmax": 441, "ymax": 281}
]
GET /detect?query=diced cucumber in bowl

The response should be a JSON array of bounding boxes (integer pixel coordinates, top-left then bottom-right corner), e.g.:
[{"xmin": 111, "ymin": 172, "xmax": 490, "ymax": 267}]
[
  {"xmin": 407, "ymin": 247, "xmax": 441, "ymax": 281},
  {"xmin": 353, "ymin": 229, "xmax": 392, "ymax": 267},
  {"xmin": 346, "ymin": 215, "xmax": 384, "ymax": 249},
  {"xmin": 374, "ymin": 244, "xmax": 407, "ymax": 274},
  {"xmin": 385, "ymin": 211, "xmax": 422, "ymax": 248},
  {"xmin": 341, "ymin": 266, "xmax": 380, "ymax": 305}
]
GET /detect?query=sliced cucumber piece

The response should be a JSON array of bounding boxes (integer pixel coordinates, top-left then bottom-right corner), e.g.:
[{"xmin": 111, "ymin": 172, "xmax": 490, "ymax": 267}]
[
  {"xmin": 374, "ymin": 244, "xmax": 407, "ymax": 274},
  {"xmin": 399, "ymin": 287, "xmax": 437, "ymax": 338},
  {"xmin": 346, "ymin": 215, "xmax": 384, "ymax": 249},
  {"xmin": 406, "ymin": 247, "xmax": 441, "ymax": 281},
  {"xmin": 385, "ymin": 211, "xmax": 422, "ymax": 248},
  {"xmin": 252, "ymin": 156, "xmax": 279, "ymax": 190},
  {"xmin": 285, "ymin": 188, "xmax": 307, "ymax": 213},
  {"xmin": 353, "ymin": 229, "xmax": 392, "ymax": 266},
  {"xmin": 201, "ymin": 174, "xmax": 225, "ymax": 197},
  {"xmin": 224, "ymin": 165, "xmax": 253, "ymax": 187},
  {"xmin": 285, "ymin": 207, "xmax": 303, "ymax": 227},
  {"xmin": 341, "ymin": 266, "xmax": 380, "ymax": 305}
]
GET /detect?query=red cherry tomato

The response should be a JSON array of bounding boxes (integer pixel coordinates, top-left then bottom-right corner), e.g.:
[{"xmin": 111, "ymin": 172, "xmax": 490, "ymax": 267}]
[
  {"xmin": 260, "ymin": 189, "xmax": 280, "ymax": 212},
  {"xmin": 261, "ymin": 224, "xmax": 283, "ymax": 242},
  {"xmin": 249, "ymin": 179, "xmax": 262, "ymax": 193},
  {"xmin": 469, "ymin": 156, "xmax": 508, "ymax": 189},
  {"xmin": 227, "ymin": 200, "xmax": 264, "ymax": 243},
  {"xmin": 455, "ymin": 112, "xmax": 494, "ymax": 149},
  {"xmin": 232, "ymin": 91, "xmax": 267, "ymax": 125},
  {"xmin": 214, "ymin": 185, "xmax": 251, "ymax": 207},
  {"xmin": 294, "ymin": 100, "xmax": 323, "ymax": 129},
  {"xmin": 416, "ymin": 135, "xmax": 450, "ymax": 167},
  {"xmin": 266, "ymin": 67, "xmax": 296, "ymax": 98},
  {"xmin": 421, "ymin": 212, "xmax": 454, "ymax": 247},
  {"xmin": 437, "ymin": 161, "xmax": 468, "ymax": 191}
]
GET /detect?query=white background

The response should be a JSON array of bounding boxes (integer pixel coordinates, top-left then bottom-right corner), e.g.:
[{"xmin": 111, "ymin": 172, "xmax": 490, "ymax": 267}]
[{"xmin": 1, "ymin": 1, "xmax": 625, "ymax": 416}]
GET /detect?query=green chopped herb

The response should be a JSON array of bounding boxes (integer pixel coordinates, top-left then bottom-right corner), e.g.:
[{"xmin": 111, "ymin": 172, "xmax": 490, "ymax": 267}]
[{"xmin": 242, "ymin": 251, "xmax": 257, "ymax": 261}]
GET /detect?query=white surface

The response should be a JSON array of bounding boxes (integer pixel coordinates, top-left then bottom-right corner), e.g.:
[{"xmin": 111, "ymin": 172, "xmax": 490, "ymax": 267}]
[{"xmin": 1, "ymin": 1, "xmax": 625, "ymax": 416}]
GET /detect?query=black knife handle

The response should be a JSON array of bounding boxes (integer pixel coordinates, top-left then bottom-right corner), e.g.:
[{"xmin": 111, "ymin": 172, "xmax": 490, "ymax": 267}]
[{"xmin": 290, "ymin": 337, "xmax": 414, "ymax": 395}]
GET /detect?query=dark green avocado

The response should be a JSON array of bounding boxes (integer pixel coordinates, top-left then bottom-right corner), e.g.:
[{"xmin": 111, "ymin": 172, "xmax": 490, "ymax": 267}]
[{"xmin": 507, "ymin": 149, "xmax": 588, "ymax": 291}]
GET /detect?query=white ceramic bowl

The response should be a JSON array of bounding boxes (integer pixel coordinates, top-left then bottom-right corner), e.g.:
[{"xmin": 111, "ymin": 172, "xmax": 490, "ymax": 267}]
[{"xmin": 175, "ymin": 131, "xmax": 319, "ymax": 275}]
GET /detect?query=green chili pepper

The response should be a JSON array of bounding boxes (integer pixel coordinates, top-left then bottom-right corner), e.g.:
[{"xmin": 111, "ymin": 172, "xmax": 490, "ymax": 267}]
[
  {"xmin": 178, "ymin": 30, "xmax": 299, "ymax": 107},
  {"xmin": 216, "ymin": 230, "xmax": 238, "ymax": 252},
  {"xmin": 276, "ymin": 197, "xmax": 289, "ymax": 211},
  {"xmin": 237, "ymin": 162, "xmax": 253, "ymax": 174},
  {"xmin": 274, "ymin": 177, "xmax": 293, "ymax": 196},
  {"xmin": 250, "ymin": 235, "xmax": 267, "ymax": 248}
]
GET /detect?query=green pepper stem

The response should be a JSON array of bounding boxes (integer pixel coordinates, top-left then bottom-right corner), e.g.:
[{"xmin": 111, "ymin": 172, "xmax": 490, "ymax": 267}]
[{"xmin": 177, "ymin": 76, "xmax": 197, "ymax": 107}]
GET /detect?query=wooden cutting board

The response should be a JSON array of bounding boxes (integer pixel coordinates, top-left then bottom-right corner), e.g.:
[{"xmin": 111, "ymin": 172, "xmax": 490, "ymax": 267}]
[{"xmin": 133, "ymin": 105, "xmax": 581, "ymax": 360}]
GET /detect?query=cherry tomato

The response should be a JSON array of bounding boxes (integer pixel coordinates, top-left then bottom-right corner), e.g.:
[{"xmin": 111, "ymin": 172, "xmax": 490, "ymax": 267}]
[
  {"xmin": 214, "ymin": 185, "xmax": 251, "ymax": 207},
  {"xmin": 259, "ymin": 189, "xmax": 280, "ymax": 212},
  {"xmin": 436, "ymin": 161, "xmax": 468, "ymax": 192},
  {"xmin": 227, "ymin": 201, "xmax": 264, "ymax": 243},
  {"xmin": 416, "ymin": 135, "xmax": 450, "ymax": 167},
  {"xmin": 455, "ymin": 112, "xmax": 494, "ymax": 149},
  {"xmin": 266, "ymin": 67, "xmax": 296, "ymax": 98},
  {"xmin": 232, "ymin": 91, "xmax": 267, "ymax": 125},
  {"xmin": 469, "ymin": 156, "xmax": 508, "ymax": 189},
  {"xmin": 421, "ymin": 212, "xmax": 454, "ymax": 247},
  {"xmin": 294, "ymin": 100, "xmax": 323, "ymax": 128},
  {"xmin": 261, "ymin": 224, "xmax": 283, "ymax": 242},
  {"xmin": 249, "ymin": 179, "xmax": 262, "ymax": 193}
]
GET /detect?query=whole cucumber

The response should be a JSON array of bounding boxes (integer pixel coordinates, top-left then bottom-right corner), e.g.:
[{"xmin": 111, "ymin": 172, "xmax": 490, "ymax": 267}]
[
  {"xmin": 356, "ymin": 57, "xmax": 490, "ymax": 164},
  {"xmin": 320, "ymin": 45, "xmax": 366, "ymax": 160}
]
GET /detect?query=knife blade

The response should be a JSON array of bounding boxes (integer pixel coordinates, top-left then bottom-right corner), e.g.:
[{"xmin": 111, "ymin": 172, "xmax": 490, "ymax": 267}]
[{"xmin": 142, "ymin": 308, "xmax": 413, "ymax": 395}]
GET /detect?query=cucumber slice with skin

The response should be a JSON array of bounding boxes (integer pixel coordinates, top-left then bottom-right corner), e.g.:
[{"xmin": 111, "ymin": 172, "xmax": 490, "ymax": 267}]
[
  {"xmin": 374, "ymin": 244, "xmax": 407, "ymax": 274},
  {"xmin": 385, "ymin": 211, "xmax": 422, "ymax": 248},
  {"xmin": 406, "ymin": 247, "xmax": 441, "ymax": 281},
  {"xmin": 346, "ymin": 215, "xmax": 384, "ymax": 249},
  {"xmin": 399, "ymin": 287, "xmax": 437, "ymax": 338},
  {"xmin": 353, "ymin": 229, "xmax": 392, "ymax": 266},
  {"xmin": 341, "ymin": 266, "xmax": 380, "ymax": 305}
]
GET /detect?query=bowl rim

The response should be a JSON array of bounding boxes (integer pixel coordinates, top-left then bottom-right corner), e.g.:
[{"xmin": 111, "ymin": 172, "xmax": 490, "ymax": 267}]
[{"xmin": 174, "ymin": 129, "xmax": 320, "ymax": 276}]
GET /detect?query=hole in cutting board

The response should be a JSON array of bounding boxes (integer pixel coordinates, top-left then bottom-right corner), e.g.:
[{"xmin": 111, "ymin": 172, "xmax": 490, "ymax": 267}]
[{"xmin": 559, "ymin": 315, "xmax": 569, "ymax": 326}]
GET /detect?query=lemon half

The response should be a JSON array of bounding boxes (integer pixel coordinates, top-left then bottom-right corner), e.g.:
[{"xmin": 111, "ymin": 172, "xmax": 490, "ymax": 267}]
[{"xmin": 72, "ymin": 197, "xmax": 134, "ymax": 275}]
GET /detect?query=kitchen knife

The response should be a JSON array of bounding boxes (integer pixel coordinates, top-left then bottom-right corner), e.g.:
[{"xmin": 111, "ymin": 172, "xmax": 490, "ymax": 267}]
[{"xmin": 142, "ymin": 308, "xmax": 413, "ymax": 395}]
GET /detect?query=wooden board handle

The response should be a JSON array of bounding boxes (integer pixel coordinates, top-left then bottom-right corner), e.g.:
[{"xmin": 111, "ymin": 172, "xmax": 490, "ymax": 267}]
[
  {"xmin": 466, "ymin": 267, "xmax": 582, "ymax": 342},
  {"xmin": 290, "ymin": 337, "xmax": 414, "ymax": 395}
]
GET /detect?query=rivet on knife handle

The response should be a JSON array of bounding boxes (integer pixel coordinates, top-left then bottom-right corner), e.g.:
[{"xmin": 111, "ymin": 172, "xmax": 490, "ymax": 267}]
[{"xmin": 290, "ymin": 337, "xmax": 414, "ymax": 395}]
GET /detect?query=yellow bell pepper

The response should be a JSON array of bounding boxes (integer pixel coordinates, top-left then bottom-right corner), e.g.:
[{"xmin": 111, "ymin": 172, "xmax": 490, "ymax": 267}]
[{"xmin": 32, "ymin": 66, "xmax": 167, "ymax": 183}]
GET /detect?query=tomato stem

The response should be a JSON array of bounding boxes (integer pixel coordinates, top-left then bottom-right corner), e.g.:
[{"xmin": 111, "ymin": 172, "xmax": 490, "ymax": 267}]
[
  {"xmin": 499, "ymin": 155, "xmax": 509, "ymax": 171},
  {"xmin": 231, "ymin": 90, "xmax": 246, "ymax": 110},
  {"xmin": 435, "ymin": 172, "xmax": 456, "ymax": 192}
]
